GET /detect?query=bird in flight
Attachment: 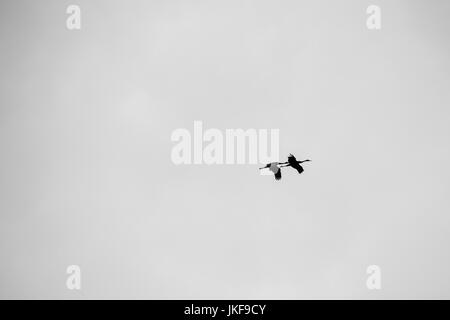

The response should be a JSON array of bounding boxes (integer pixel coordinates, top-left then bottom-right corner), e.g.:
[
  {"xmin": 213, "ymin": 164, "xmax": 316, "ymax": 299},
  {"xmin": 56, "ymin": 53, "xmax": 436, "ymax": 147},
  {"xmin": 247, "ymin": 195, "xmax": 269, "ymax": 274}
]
[
  {"xmin": 259, "ymin": 154, "xmax": 311, "ymax": 180},
  {"xmin": 283, "ymin": 154, "xmax": 311, "ymax": 174},
  {"xmin": 259, "ymin": 162, "xmax": 284, "ymax": 180}
]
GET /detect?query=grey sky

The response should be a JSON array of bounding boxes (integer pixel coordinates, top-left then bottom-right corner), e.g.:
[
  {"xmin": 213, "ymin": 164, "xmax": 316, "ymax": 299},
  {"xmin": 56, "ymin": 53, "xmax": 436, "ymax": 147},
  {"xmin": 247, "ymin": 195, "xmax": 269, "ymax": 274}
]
[{"xmin": 0, "ymin": 0, "xmax": 450, "ymax": 299}]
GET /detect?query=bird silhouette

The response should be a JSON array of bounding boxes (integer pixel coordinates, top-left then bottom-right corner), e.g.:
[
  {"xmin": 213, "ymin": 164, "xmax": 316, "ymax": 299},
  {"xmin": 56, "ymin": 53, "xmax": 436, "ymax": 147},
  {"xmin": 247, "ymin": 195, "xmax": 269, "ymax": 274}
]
[
  {"xmin": 280, "ymin": 154, "xmax": 311, "ymax": 174},
  {"xmin": 259, "ymin": 162, "xmax": 283, "ymax": 180},
  {"xmin": 259, "ymin": 154, "xmax": 311, "ymax": 180}
]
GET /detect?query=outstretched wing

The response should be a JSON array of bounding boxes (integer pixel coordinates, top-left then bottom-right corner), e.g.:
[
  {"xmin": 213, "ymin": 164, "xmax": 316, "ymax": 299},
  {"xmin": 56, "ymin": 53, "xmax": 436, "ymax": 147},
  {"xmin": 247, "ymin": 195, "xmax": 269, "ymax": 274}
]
[
  {"xmin": 292, "ymin": 164, "xmax": 304, "ymax": 174},
  {"xmin": 274, "ymin": 168, "xmax": 282, "ymax": 180}
]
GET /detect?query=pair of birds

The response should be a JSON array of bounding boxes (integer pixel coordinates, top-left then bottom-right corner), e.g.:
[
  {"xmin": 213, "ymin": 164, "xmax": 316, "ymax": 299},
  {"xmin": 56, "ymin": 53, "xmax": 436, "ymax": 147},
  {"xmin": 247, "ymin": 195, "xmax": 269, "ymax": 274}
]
[{"xmin": 259, "ymin": 154, "xmax": 311, "ymax": 180}]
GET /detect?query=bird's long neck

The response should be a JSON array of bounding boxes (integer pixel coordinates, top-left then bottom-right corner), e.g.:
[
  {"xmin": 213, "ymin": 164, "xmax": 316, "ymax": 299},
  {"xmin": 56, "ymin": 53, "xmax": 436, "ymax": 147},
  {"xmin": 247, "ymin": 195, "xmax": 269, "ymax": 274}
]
[{"xmin": 299, "ymin": 159, "xmax": 311, "ymax": 163}]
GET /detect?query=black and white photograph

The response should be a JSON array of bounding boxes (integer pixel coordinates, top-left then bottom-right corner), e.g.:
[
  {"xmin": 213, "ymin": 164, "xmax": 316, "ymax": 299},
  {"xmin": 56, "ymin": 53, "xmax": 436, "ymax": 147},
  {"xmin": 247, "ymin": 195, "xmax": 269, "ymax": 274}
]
[{"xmin": 0, "ymin": 0, "xmax": 449, "ymax": 311}]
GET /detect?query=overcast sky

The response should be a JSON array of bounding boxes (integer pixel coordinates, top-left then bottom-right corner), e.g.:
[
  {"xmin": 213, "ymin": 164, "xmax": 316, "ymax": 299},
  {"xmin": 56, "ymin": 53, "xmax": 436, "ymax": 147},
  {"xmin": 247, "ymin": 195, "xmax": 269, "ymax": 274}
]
[{"xmin": 1, "ymin": 0, "xmax": 450, "ymax": 299}]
